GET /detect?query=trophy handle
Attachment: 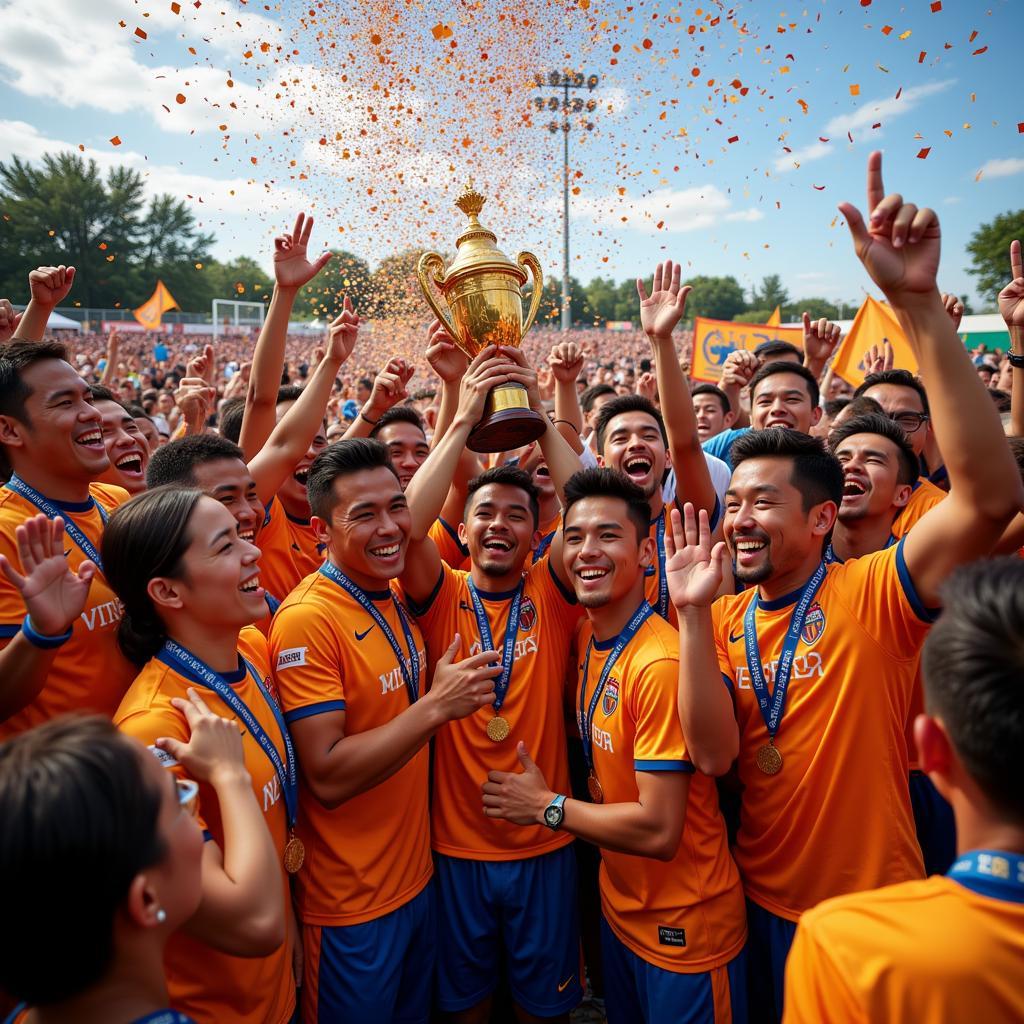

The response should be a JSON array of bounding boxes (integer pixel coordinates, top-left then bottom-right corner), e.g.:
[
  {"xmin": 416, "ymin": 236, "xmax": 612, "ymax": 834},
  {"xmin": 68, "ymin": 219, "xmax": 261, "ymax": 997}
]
[
  {"xmin": 417, "ymin": 252, "xmax": 458, "ymax": 338},
  {"xmin": 517, "ymin": 251, "xmax": 543, "ymax": 336}
]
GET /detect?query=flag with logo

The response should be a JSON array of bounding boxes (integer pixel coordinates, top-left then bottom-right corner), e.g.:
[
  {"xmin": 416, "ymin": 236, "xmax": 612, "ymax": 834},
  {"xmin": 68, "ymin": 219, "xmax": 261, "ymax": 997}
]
[
  {"xmin": 133, "ymin": 280, "xmax": 179, "ymax": 330},
  {"xmin": 690, "ymin": 316, "xmax": 804, "ymax": 384},
  {"xmin": 829, "ymin": 295, "xmax": 917, "ymax": 386}
]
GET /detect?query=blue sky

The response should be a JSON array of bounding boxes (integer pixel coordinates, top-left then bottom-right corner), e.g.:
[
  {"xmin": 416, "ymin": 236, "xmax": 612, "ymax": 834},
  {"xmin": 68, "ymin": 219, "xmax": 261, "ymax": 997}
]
[{"xmin": 0, "ymin": 0, "xmax": 1021, "ymax": 312}]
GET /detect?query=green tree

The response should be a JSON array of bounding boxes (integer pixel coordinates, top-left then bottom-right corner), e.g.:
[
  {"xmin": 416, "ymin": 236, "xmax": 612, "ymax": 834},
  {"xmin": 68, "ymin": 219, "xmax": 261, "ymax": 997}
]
[
  {"xmin": 967, "ymin": 209, "xmax": 1024, "ymax": 306},
  {"xmin": 750, "ymin": 273, "xmax": 790, "ymax": 312},
  {"xmin": 683, "ymin": 274, "xmax": 747, "ymax": 321},
  {"xmin": 734, "ymin": 309, "xmax": 774, "ymax": 324},
  {"xmin": 788, "ymin": 297, "xmax": 842, "ymax": 320},
  {"xmin": 293, "ymin": 250, "xmax": 373, "ymax": 320}
]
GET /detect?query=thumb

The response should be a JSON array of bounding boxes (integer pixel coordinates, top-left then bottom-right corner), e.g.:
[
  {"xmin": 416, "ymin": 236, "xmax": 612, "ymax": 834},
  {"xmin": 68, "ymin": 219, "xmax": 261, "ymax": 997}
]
[
  {"xmin": 76, "ymin": 559, "xmax": 98, "ymax": 585},
  {"xmin": 710, "ymin": 541, "xmax": 728, "ymax": 580},
  {"xmin": 439, "ymin": 633, "xmax": 461, "ymax": 666},
  {"xmin": 314, "ymin": 252, "xmax": 332, "ymax": 274},
  {"xmin": 155, "ymin": 736, "xmax": 187, "ymax": 762},
  {"xmin": 837, "ymin": 202, "xmax": 869, "ymax": 250},
  {"xmin": 516, "ymin": 741, "xmax": 538, "ymax": 773}
]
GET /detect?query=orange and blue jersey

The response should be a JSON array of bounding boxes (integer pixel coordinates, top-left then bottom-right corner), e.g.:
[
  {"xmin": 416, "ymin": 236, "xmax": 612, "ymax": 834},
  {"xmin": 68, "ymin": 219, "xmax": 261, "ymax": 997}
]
[
  {"xmin": 891, "ymin": 477, "xmax": 946, "ymax": 540},
  {"xmin": 256, "ymin": 496, "xmax": 304, "ymax": 608},
  {"xmin": 531, "ymin": 510, "xmax": 562, "ymax": 564},
  {"xmin": 427, "ymin": 516, "xmax": 470, "ymax": 569},
  {"xmin": 783, "ymin": 850, "xmax": 1024, "ymax": 1024},
  {"xmin": 712, "ymin": 539, "xmax": 931, "ymax": 922},
  {"xmin": 0, "ymin": 481, "xmax": 135, "ymax": 738},
  {"xmin": 114, "ymin": 627, "xmax": 295, "ymax": 1024},
  {"xmin": 284, "ymin": 508, "xmax": 326, "ymax": 578},
  {"xmin": 410, "ymin": 557, "xmax": 582, "ymax": 860},
  {"xmin": 645, "ymin": 500, "xmax": 679, "ymax": 627},
  {"xmin": 269, "ymin": 567, "xmax": 432, "ymax": 926},
  {"xmin": 576, "ymin": 610, "xmax": 747, "ymax": 973}
]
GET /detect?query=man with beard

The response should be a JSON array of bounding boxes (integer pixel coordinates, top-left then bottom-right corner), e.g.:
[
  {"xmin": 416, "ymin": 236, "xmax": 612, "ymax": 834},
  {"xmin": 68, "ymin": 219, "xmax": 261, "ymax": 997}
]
[
  {"xmin": 669, "ymin": 152, "xmax": 1023, "ymax": 1021},
  {"xmin": 398, "ymin": 346, "xmax": 586, "ymax": 1024}
]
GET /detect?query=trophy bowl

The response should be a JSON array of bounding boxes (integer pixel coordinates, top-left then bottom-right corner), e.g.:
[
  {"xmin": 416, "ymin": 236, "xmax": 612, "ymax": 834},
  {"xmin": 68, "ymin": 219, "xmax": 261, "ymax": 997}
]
[{"xmin": 417, "ymin": 186, "xmax": 547, "ymax": 453}]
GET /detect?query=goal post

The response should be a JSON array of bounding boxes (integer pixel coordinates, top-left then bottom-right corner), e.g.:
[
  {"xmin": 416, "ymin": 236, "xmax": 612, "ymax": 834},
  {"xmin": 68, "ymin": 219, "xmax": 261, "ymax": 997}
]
[{"xmin": 211, "ymin": 298, "xmax": 266, "ymax": 339}]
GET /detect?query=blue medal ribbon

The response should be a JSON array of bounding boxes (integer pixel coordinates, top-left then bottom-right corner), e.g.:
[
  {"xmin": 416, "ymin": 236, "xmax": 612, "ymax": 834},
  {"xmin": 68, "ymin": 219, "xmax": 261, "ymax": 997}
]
[
  {"xmin": 743, "ymin": 562, "xmax": 827, "ymax": 744},
  {"xmin": 578, "ymin": 601, "xmax": 654, "ymax": 776},
  {"xmin": 948, "ymin": 849, "xmax": 1024, "ymax": 904},
  {"xmin": 467, "ymin": 578, "xmax": 524, "ymax": 716},
  {"xmin": 318, "ymin": 561, "xmax": 420, "ymax": 704},
  {"xmin": 158, "ymin": 640, "xmax": 298, "ymax": 830},
  {"xmin": 824, "ymin": 533, "xmax": 897, "ymax": 565},
  {"xmin": 5, "ymin": 474, "xmax": 107, "ymax": 572},
  {"xmin": 532, "ymin": 530, "xmax": 555, "ymax": 564},
  {"xmin": 643, "ymin": 510, "xmax": 669, "ymax": 619}
]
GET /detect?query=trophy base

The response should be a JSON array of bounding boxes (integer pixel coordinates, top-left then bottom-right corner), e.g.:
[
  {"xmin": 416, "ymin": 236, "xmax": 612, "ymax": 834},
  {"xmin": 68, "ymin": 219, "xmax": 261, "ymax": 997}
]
[{"xmin": 467, "ymin": 385, "xmax": 547, "ymax": 454}]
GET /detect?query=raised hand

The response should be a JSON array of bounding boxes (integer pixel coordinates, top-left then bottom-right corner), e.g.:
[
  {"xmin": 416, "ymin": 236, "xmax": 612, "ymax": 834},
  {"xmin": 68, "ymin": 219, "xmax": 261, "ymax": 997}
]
[
  {"xmin": 457, "ymin": 346, "xmax": 519, "ymax": 422},
  {"xmin": 664, "ymin": 504, "xmax": 727, "ymax": 610},
  {"xmin": 326, "ymin": 296, "xmax": 359, "ymax": 364},
  {"xmin": 635, "ymin": 371, "xmax": 657, "ymax": 401},
  {"xmin": 425, "ymin": 635, "xmax": 500, "ymax": 722},
  {"xmin": 0, "ymin": 515, "xmax": 97, "ymax": 637},
  {"xmin": 637, "ymin": 259, "xmax": 692, "ymax": 341},
  {"xmin": 548, "ymin": 341, "xmax": 584, "ymax": 383},
  {"xmin": 425, "ymin": 319, "xmax": 467, "ymax": 382},
  {"xmin": 273, "ymin": 213, "xmax": 331, "ymax": 291},
  {"xmin": 997, "ymin": 240, "xmax": 1024, "ymax": 330},
  {"xmin": 365, "ymin": 356, "xmax": 414, "ymax": 418},
  {"xmin": 28, "ymin": 265, "xmax": 76, "ymax": 308},
  {"xmin": 174, "ymin": 376, "xmax": 217, "ymax": 431},
  {"xmin": 536, "ymin": 365, "xmax": 555, "ymax": 401},
  {"xmin": 0, "ymin": 299, "xmax": 22, "ymax": 344},
  {"xmin": 496, "ymin": 345, "xmax": 543, "ymax": 411},
  {"xmin": 156, "ymin": 688, "xmax": 248, "ymax": 787},
  {"xmin": 940, "ymin": 293, "xmax": 965, "ymax": 332},
  {"xmin": 186, "ymin": 343, "xmax": 215, "ymax": 383},
  {"xmin": 802, "ymin": 313, "xmax": 842, "ymax": 367},
  {"xmin": 720, "ymin": 349, "xmax": 758, "ymax": 389},
  {"xmin": 838, "ymin": 151, "xmax": 940, "ymax": 300},
  {"xmin": 861, "ymin": 339, "xmax": 895, "ymax": 377}
]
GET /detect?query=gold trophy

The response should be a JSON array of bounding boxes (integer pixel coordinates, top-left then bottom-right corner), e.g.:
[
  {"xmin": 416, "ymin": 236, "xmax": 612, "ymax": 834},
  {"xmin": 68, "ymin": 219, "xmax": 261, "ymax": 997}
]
[{"xmin": 418, "ymin": 185, "xmax": 546, "ymax": 453}]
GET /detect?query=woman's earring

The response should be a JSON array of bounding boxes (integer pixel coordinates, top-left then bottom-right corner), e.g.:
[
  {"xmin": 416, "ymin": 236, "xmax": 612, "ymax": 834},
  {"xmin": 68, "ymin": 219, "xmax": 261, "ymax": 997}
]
[{"xmin": 155, "ymin": 908, "xmax": 167, "ymax": 924}]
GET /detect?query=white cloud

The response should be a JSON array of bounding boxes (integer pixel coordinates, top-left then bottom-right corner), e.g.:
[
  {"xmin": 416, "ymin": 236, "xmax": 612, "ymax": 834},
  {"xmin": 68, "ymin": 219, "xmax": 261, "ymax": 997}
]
[
  {"xmin": 977, "ymin": 157, "xmax": 1024, "ymax": 180},
  {"xmin": 568, "ymin": 185, "xmax": 761, "ymax": 234},
  {"xmin": 775, "ymin": 79, "xmax": 955, "ymax": 172}
]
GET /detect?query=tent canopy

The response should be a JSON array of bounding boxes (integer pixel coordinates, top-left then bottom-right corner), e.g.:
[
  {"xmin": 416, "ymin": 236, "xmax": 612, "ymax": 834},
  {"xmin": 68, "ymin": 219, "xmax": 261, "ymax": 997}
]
[{"xmin": 46, "ymin": 310, "xmax": 82, "ymax": 332}]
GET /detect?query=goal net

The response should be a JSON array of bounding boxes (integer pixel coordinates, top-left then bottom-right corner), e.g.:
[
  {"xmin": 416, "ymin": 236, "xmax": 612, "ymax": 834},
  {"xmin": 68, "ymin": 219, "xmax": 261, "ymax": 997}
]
[{"xmin": 211, "ymin": 298, "xmax": 266, "ymax": 339}]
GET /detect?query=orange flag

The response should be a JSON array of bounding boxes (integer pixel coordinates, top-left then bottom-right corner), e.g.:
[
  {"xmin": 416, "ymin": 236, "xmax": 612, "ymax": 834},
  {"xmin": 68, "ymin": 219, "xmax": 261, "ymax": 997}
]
[
  {"xmin": 690, "ymin": 316, "xmax": 804, "ymax": 383},
  {"xmin": 829, "ymin": 295, "xmax": 917, "ymax": 386},
  {"xmin": 133, "ymin": 280, "xmax": 179, "ymax": 330},
  {"xmin": 766, "ymin": 305, "xmax": 782, "ymax": 326}
]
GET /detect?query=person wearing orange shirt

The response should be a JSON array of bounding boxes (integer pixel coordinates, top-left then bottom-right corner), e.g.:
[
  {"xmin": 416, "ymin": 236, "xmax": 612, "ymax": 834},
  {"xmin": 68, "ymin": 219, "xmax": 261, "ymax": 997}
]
[
  {"xmin": 0, "ymin": 339, "xmax": 135, "ymax": 733},
  {"xmin": 103, "ymin": 487, "xmax": 293, "ymax": 1024},
  {"xmin": 399, "ymin": 346, "xmax": 585, "ymax": 1022},
  {"xmin": 485, "ymin": 468, "xmax": 748, "ymax": 1024},
  {"xmin": 91, "ymin": 385, "xmax": 150, "ymax": 495},
  {"xmin": 783, "ymin": 558, "xmax": 1024, "ymax": 1024},
  {"xmin": 671, "ymin": 152, "xmax": 1024, "ymax": 1022},
  {"xmin": 268, "ymin": 438, "xmax": 502, "ymax": 1024}
]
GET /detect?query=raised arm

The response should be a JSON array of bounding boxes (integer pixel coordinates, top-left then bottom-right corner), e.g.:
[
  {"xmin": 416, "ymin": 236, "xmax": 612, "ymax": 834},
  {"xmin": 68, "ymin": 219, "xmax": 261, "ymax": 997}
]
[
  {"xmin": 548, "ymin": 341, "xmax": 586, "ymax": 454},
  {"xmin": 12, "ymin": 266, "xmax": 76, "ymax": 342},
  {"xmin": 341, "ymin": 357, "xmax": 414, "ymax": 440},
  {"xmin": 238, "ymin": 213, "xmax": 331, "ymax": 460},
  {"xmin": 637, "ymin": 261, "xmax": 716, "ymax": 518},
  {"xmin": 249, "ymin": 299, "xmax": 358, "ymax": 505},
  {"xmin": 839, "ymin": 151, "xmax": 1024, "ymax": 606},
  {"xmin": 997, "ymin": 240, "xmax": 1024, "ymax": 438},
  {"xmin": 718, "ymin": 349, "xmax": 757, "ymax": 429},
  {"xmin": 801, "ymin": 313, "xmax": 842, "ymax": 383},
  {"xmin": 98, "ymin": 331, "xmax": 119, "ymax": 387}
]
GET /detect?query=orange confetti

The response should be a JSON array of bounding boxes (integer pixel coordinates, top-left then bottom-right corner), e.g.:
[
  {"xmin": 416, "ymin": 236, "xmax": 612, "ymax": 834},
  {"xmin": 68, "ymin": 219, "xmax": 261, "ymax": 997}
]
[
  {"xmin": 250, "ymin": 156, "xmax": 257, "ymax": 165},
  {"xmin": 110, "ymin": 136, "xmax": 122, "ymax": 146},
  {"xmin": 812, "ymin": 184, "xmax": 826, "ymax": 190},
  {"xmin": 134, "ymin": 27, "xmax": 147, "ymax": 39},
  {"xmin": 578, "ymin": 0, "xmax": 590, "ymax": 8},
  {"xmin": 370, "ymin": 34, "xmax": 382, "ymax": 45},
  {"xmin": 849, "ymin": 84, "xmax": 860, "ymax": 96},
  {"xmin": 860, "ymin": 0, "xmax": 871, "ymax": 6},
  {"xmin": 881, "ymin": 25, "xmax": 893, "ymax": 35},
  {"xmin": 175, "ymin": 93, "xmax": 186, "ymax": 104},
  {"xmin": 1018, "ymin": 122, "xmax": 1024, "ymax": 133},
  {"xmin": 918, "ymin": 51, "xmax": 926, "ymax": 63},
  {"xmin": 973, "ymin": 46, "xmax": 988, "ymax": 56},
  {"xmin": 727, "ymin": 135, "xmax": 739, "ymax": 143},
  {"xmin": 930, "ymin": 0, "xmax": 942, "ymax": 10},
  {"xmin": 430, "ymin": 23, "xmax": 452, "ymax": 40},
  {"xmin": 171, "ymin": 1, "xmax": 181, "ymax": 12},
  {"xmin": 917, "ymin": 148, "xmax": 931, "ymax": 159},
  {"xmin": 969, "ymin": 30, "xmax": 978, "ymax": 42}
]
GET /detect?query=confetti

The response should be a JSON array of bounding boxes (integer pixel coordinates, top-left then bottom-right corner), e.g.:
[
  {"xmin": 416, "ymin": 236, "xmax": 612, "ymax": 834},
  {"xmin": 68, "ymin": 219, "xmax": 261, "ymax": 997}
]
[
  {"xmin": 109, "ymin": 136, "xmax": 121, "ymax": 146},
  {"xmin": 134, "ymin": 27, "xmax": 147, "ymax": 39},
  {"xmin": 175, "ymin": 93, "xmax": 186, "ymax": 104},
  {"xmin": 930, "ymin": 1, "xmax": 942, "ymax": 10},
  {"xmin": 430, "ymin": 23, "xmax": 452, "ymax": 40},
  {"xmin": 849, "ymin": 84, "xmax": 860, "ymax": 96},
  {"xmin": 881, "ymin": 25, "xmax": 893, "ymax": 35},
  {"xmin": 171, "ymin": 1, "xmax": 181, "ymax": 12},
  {"xmin": 898, "ymin": 30, "xmax": 912, "ymax": 40},
  {"xmin": 642, "ymin": 38, "xmax": 653, "ymax": 49},
  {"xmin": 812, "ymin": 184, "xmax": 826, "ymax": 190},
  {"xmin": 973, "ymin": 46, "xmax": 988, "ymax": 56},
  {"xmin": 1019, "ymin": 122, "xmax": 1024, "ymax": 133},
  {"xmin": 727, "ymin": 135, "xmax": 739, "ymax": 143},
  {"xmin": 917, "ymin": 148, "xmax": 931, "ymax": 159}
]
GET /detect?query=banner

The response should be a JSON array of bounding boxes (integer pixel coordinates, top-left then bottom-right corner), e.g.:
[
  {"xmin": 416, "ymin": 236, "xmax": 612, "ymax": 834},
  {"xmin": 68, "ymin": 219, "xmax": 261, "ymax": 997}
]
[
  {"xmin": 133, "ymin": 280, "xmax": 179, "ymax": 330},
  {"xmin": 829, "ymin": 296, "xmax": 917, "ymax": 386},
  {"xmin": 690, "ymin": 317, "xmax": 804, "ymax": 383}
]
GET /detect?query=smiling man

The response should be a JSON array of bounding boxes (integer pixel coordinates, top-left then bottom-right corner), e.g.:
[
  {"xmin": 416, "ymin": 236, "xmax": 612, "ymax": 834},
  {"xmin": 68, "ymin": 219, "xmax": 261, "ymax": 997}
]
[{"xmin": 90, "ymin": 385, "xmax": 150, "ymax": 495}]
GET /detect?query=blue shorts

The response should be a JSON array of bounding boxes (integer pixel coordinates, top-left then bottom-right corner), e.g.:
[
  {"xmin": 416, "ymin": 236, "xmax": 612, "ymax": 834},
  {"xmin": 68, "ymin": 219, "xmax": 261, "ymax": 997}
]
[
  {"xmin": 600, "ymin": 916, "xmax": 747, "ymax": 1024},
  {"xmin": 745, "ymin": 899, "xmax": 798, "ymax": 1024},
  {"xmin": 434, "ymin": 844, "xmax": 583, "ymax": 1016},
  {"xmin": 909, "ymin": 770, "xmax": 957, "ymax": 876},
  {"xmin": 302, "ymin": 881, "xmax": 435, "ymax": 1024}
]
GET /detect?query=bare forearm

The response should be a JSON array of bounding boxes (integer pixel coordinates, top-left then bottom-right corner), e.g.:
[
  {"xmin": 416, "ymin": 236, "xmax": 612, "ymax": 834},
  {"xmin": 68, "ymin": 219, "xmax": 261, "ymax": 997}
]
[
  {"xmin": 722, "ymin": 383, "xmax": 749, "ymax": 428},
  {"xmin": 553, "ymin": 380, "xmax": 584, "ymax": 452},
  {"xmin": 536, "ymin": 418, "xmax": 583, "ymax": 504},
  {"xmin": 431, "ymin": 378, "xmax": 460, "ymax": 448},
  {"xmin": 676, "ymin": 606, "xmax": 739, "ymax": 775},
  {"xmin": 406, "ymin": 414, "xmax": 474, "ymax": 538},
  {"xmin": 1011, "ymin": 326, "xmax": 1024, "ymax": 437},
  {"xmin": 12, "ymin": 300, "xmax": 51, "ymax": 342},
  {"xmin": 0, "ymin": 635, "xmax": 58, "ymax": 722},
  {"xmin": 341, "ymin": 411, "xmax": 375, "ymax": 440},
  {"xmin": 561, "ymin": 796, "xmax": 679, "ymax": 860}
]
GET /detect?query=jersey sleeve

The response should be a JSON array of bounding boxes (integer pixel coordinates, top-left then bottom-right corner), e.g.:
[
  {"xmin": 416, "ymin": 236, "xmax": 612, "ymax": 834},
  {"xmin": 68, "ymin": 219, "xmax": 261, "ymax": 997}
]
[
  {"xmin": 832, "ymin": 540, "xmax": 934, "ymax": 660},
  {"xmin": 406, "ymin": 559, "xmax": 460, "ymax": 637},
  {"xmin": 269, "ymin": 603, "xmax": 347, "ymax": 725},
  {"xmin": 711, "ymin": 598, "xmax": 739, "ymax": 694},
  {"xmin": 629, "ymin": 655, "xmax": 694, "ymax": 772},
  {"xmin": 428, "ymin": 517, "xmax": 469, "ymax": 569},
  {"xmin": 701, "ymin": 427, "xmax": 747, "ymax": 467},
  {"xmin": 783, "ymin": 917, "xmax": 865, "ymax": 1024},
  {"xmin": 0, "ymin": 520, "xmax": 27, "ymax": 636},
  {"xmin": 528, "ymin": 556, "xmax": 584, "ymax": 633}
]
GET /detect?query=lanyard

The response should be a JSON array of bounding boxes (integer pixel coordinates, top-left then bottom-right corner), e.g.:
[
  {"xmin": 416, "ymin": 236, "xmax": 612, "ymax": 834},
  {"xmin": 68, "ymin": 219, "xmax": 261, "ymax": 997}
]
[
  {"xmin": 578, "ymin": 602, "xmax": 654, "ymax": 774},
  {"xmin": 5, "ymin": 474, "xmax": 107, "ymax": 571},
  {"xmin": 948, "ymin": 850, "xmax": 1024, "ymax": 904},
  {"xmin": 743, "ymin": 562, "xmax": 826, "ymax": 741},
  {"xmin": 650, "ymin": 510, "xmax": 668, "ymax": 619},
  {"xmin": 467, "ymin": 578, "xmax": 523, "ymax": 715},
  {"xmin": 158, "ymin": 640, "xmax": 298, "ymax": 829},
  {"xmin": 824, "ymin": 533, "xmax": 897, "ymax": 565},
  {"xmin": 318, "ymin": 561, "xmax": 420, "ymax": 704},
  {"xmin": 532, "ymin": 531, "xmax": 555, "ymax": 564}
]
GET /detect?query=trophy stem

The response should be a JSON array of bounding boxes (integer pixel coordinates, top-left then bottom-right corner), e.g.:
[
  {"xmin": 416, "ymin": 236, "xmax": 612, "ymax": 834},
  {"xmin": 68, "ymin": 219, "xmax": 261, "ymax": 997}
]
[{"xmin": 467, "ymin": 384, "xmax": 547, "ymax": 454}]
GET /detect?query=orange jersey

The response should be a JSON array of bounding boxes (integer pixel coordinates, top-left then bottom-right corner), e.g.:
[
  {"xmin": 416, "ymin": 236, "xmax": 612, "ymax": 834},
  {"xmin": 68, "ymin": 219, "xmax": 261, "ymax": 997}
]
[
  {"xmin": 891, "ymin": 478, "xmax": 946, "ymax": 540},
  {"xmin": 0, "ymin": 482, "xmax": 135, "ymax": 738},
  {"xmin": 284, "ymin": 509, "xmax": 325, "ymax": 578},
  {"xmin": 576, "ymin": 611, "xmax": 747, "ymax": 973},
  {"xmin": 257, "ymin": 497, "xmax": 303, "ymax": 606},
  {"xmin": 644, "ymin": 502, "xmax": 678, "ymax": 627},
  {"xmin": 531, "ymin": 510, "xmax": 562, "ymax": 564},
  {"xmin": 783, "ymin": 869, "xmax": 1024, "ymax": 1024},
  {"xmin": 114, "ymin": 627, "xmax": 295, "ymax": 1024},
  {"xmin": 269, "ymin": 568, "xmax": 432, "ymax": 926},
  {"xmin": 713, "ymin": 540, "xmax": 930, "ymax": 921},
  {"xmin": 428, "ymin": 516, "xmax": 470, "ymax": 569},
  {"xmin": 411, "ymin": 558, "xmax": 582, "ymax": 860}
]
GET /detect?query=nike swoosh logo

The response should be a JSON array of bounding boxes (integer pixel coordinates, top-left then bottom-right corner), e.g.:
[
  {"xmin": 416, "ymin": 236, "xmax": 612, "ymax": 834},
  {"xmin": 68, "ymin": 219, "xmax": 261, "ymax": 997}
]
[
  {"xmin": 729, "ymin": 630, "xmax": 743, "ymax": 643},
  {"xmin": 291, "ymin": 543, "xmax": 301, "ymax": 552},
  {"xmin": 355, "ymin": 625, "xmax": 374, "ymax": 641},
  {"xmin": 557, "ymin": 976, "xmax": 574, "ymax": 993}
]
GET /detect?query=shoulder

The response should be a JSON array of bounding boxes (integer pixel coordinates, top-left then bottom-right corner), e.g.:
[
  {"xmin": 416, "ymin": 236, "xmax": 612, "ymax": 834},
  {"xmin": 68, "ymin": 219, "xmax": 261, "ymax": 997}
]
[
  {"xmin": 276, "ymin": 571, "xmax": 332, "ymax": 614},
  {"xmin": 90, "ymin": 482, "xmax": 131, "ymax": 511},
  {"xmin": 114, "ymin": 662, "xmax": 185, "ymax": 734},
  {"xmin": 636, "ymin": 613, "xmax": 680, "ymax": 664},
  {"xmin": 711, "ymin": 587, "xmax": 756, "ymax": 630},
  {"xmin": 238, "ymin": 626, "xmax": 272, "ymax": 674}
]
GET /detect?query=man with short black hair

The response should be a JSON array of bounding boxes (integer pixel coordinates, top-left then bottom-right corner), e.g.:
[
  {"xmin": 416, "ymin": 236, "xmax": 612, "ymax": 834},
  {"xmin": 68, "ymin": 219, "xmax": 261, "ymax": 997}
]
[{"xmin": 691, "ymin": 384, "xmax": 735, "ymax": 442}]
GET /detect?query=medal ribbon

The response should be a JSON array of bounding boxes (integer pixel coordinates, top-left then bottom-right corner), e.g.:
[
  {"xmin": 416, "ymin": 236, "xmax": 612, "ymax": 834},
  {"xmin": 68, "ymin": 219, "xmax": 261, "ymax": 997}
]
[
  {"xmin": 578, "ymin": 601, "xmax": 654, "ymax": 776},
  {"xmin": 824, "ymin": 533, "xmax": 897, "ymax": 565},
  {"xmin": 948, "ymin": 850, "xmax": 1024, "ymax": 904},
  {"xmin": 318, "ymin": 561, "xmax": 420, "ymax": 704},
  {"xmin": 467, "ymin": 578, "xmax": 524, "ymax": 716},
  {"xmin": 532, "ymin": 531, "xmax": 555, "ymax": 564},
  {"xmin": 159, "ymin": 640, "xmax": 298, "ymax": 830},
  {"xmin": 5, "ymin": 474, "xmax": 107, "ymax": 572},
  {"xmin": 743, "ymin": 562, "xmax": 827, "ymax": 742},
  {"xmin": 653, "ymin": 510, "xmax": 668, "ymax": 619}
]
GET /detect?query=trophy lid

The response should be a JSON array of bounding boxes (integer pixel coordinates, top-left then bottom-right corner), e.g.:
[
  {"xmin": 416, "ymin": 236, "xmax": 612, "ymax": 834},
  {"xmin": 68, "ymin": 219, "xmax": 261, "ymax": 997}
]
[{"xmin": 446, "ymin": 183, "xmax": 526, "ymax": 283}]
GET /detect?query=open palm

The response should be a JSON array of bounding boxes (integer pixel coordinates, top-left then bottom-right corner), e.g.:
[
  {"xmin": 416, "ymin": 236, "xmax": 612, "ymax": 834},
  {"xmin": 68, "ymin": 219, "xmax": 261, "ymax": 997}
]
[
  {"xmin": 637, "ymin": 260, "xmax": 691, "ymax": 339},
  {"xmin": 274, "ymin": 212, "xmax": 332, "ymax": 290},
  {"xmin": 664, "ymin": 504, "xmax": 727, "ymax": 610}
]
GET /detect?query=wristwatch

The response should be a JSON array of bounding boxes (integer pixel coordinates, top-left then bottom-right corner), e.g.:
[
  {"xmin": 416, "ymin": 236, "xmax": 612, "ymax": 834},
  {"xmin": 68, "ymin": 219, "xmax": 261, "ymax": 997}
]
[
  {"xmin": 1008, "ymin": 350, "xmax": 1024, "ymax": 369},
  {"xmin": 542, "ymin": 794, "xmax": 567, "ymax": 830}
]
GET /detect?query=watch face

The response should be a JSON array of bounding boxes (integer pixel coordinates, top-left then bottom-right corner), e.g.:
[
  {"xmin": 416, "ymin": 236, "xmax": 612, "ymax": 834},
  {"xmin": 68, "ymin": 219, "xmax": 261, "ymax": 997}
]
[{"xmin": 544, "ymin": 805, "xmax": 562, "ymax": 828}]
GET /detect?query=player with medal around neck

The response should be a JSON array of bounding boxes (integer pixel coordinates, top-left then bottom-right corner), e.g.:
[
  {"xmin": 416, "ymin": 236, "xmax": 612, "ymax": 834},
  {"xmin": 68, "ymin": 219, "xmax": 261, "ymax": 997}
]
[{"xmin": 101, "ymin": 487, "xmax": 296, "ymax": 1024}]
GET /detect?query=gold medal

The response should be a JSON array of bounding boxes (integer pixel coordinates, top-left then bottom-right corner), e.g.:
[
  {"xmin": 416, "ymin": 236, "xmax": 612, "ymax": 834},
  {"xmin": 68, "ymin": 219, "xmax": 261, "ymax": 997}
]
[
  {"xmin": 284, "ymin": 834, "xmax": 305, "ymax": 874},
  {"xmin": 587, "ymin": 773, "xmax": 604, "ymax": 804},
  {"xmin": 755, "ymin": 742, "xmax": 783, "ymax": 776},
  {"xmin": 486, "ymin": 715, "xmax": 511, "ymax": 742}
]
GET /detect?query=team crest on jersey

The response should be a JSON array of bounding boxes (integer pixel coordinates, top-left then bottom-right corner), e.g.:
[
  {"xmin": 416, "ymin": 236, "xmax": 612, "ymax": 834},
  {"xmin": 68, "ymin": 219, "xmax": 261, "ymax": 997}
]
[
  {"xmin": 801, "ymin": 603, "xmax": 826, "ymax": 646},
  {"xmin": 518, "ymin": 597, "xmax": 537, "ymax": 632},
  {"xmin": 602, "ymin": 679, "xmax": 620, "ymax": 716}
]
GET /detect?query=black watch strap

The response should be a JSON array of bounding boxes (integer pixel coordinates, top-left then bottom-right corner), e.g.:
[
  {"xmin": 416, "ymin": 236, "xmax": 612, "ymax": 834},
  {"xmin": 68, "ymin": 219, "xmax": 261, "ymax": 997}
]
[{"xmin": 1008, "ymin": 350, "xmax": 1024, "ymax": 369}]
